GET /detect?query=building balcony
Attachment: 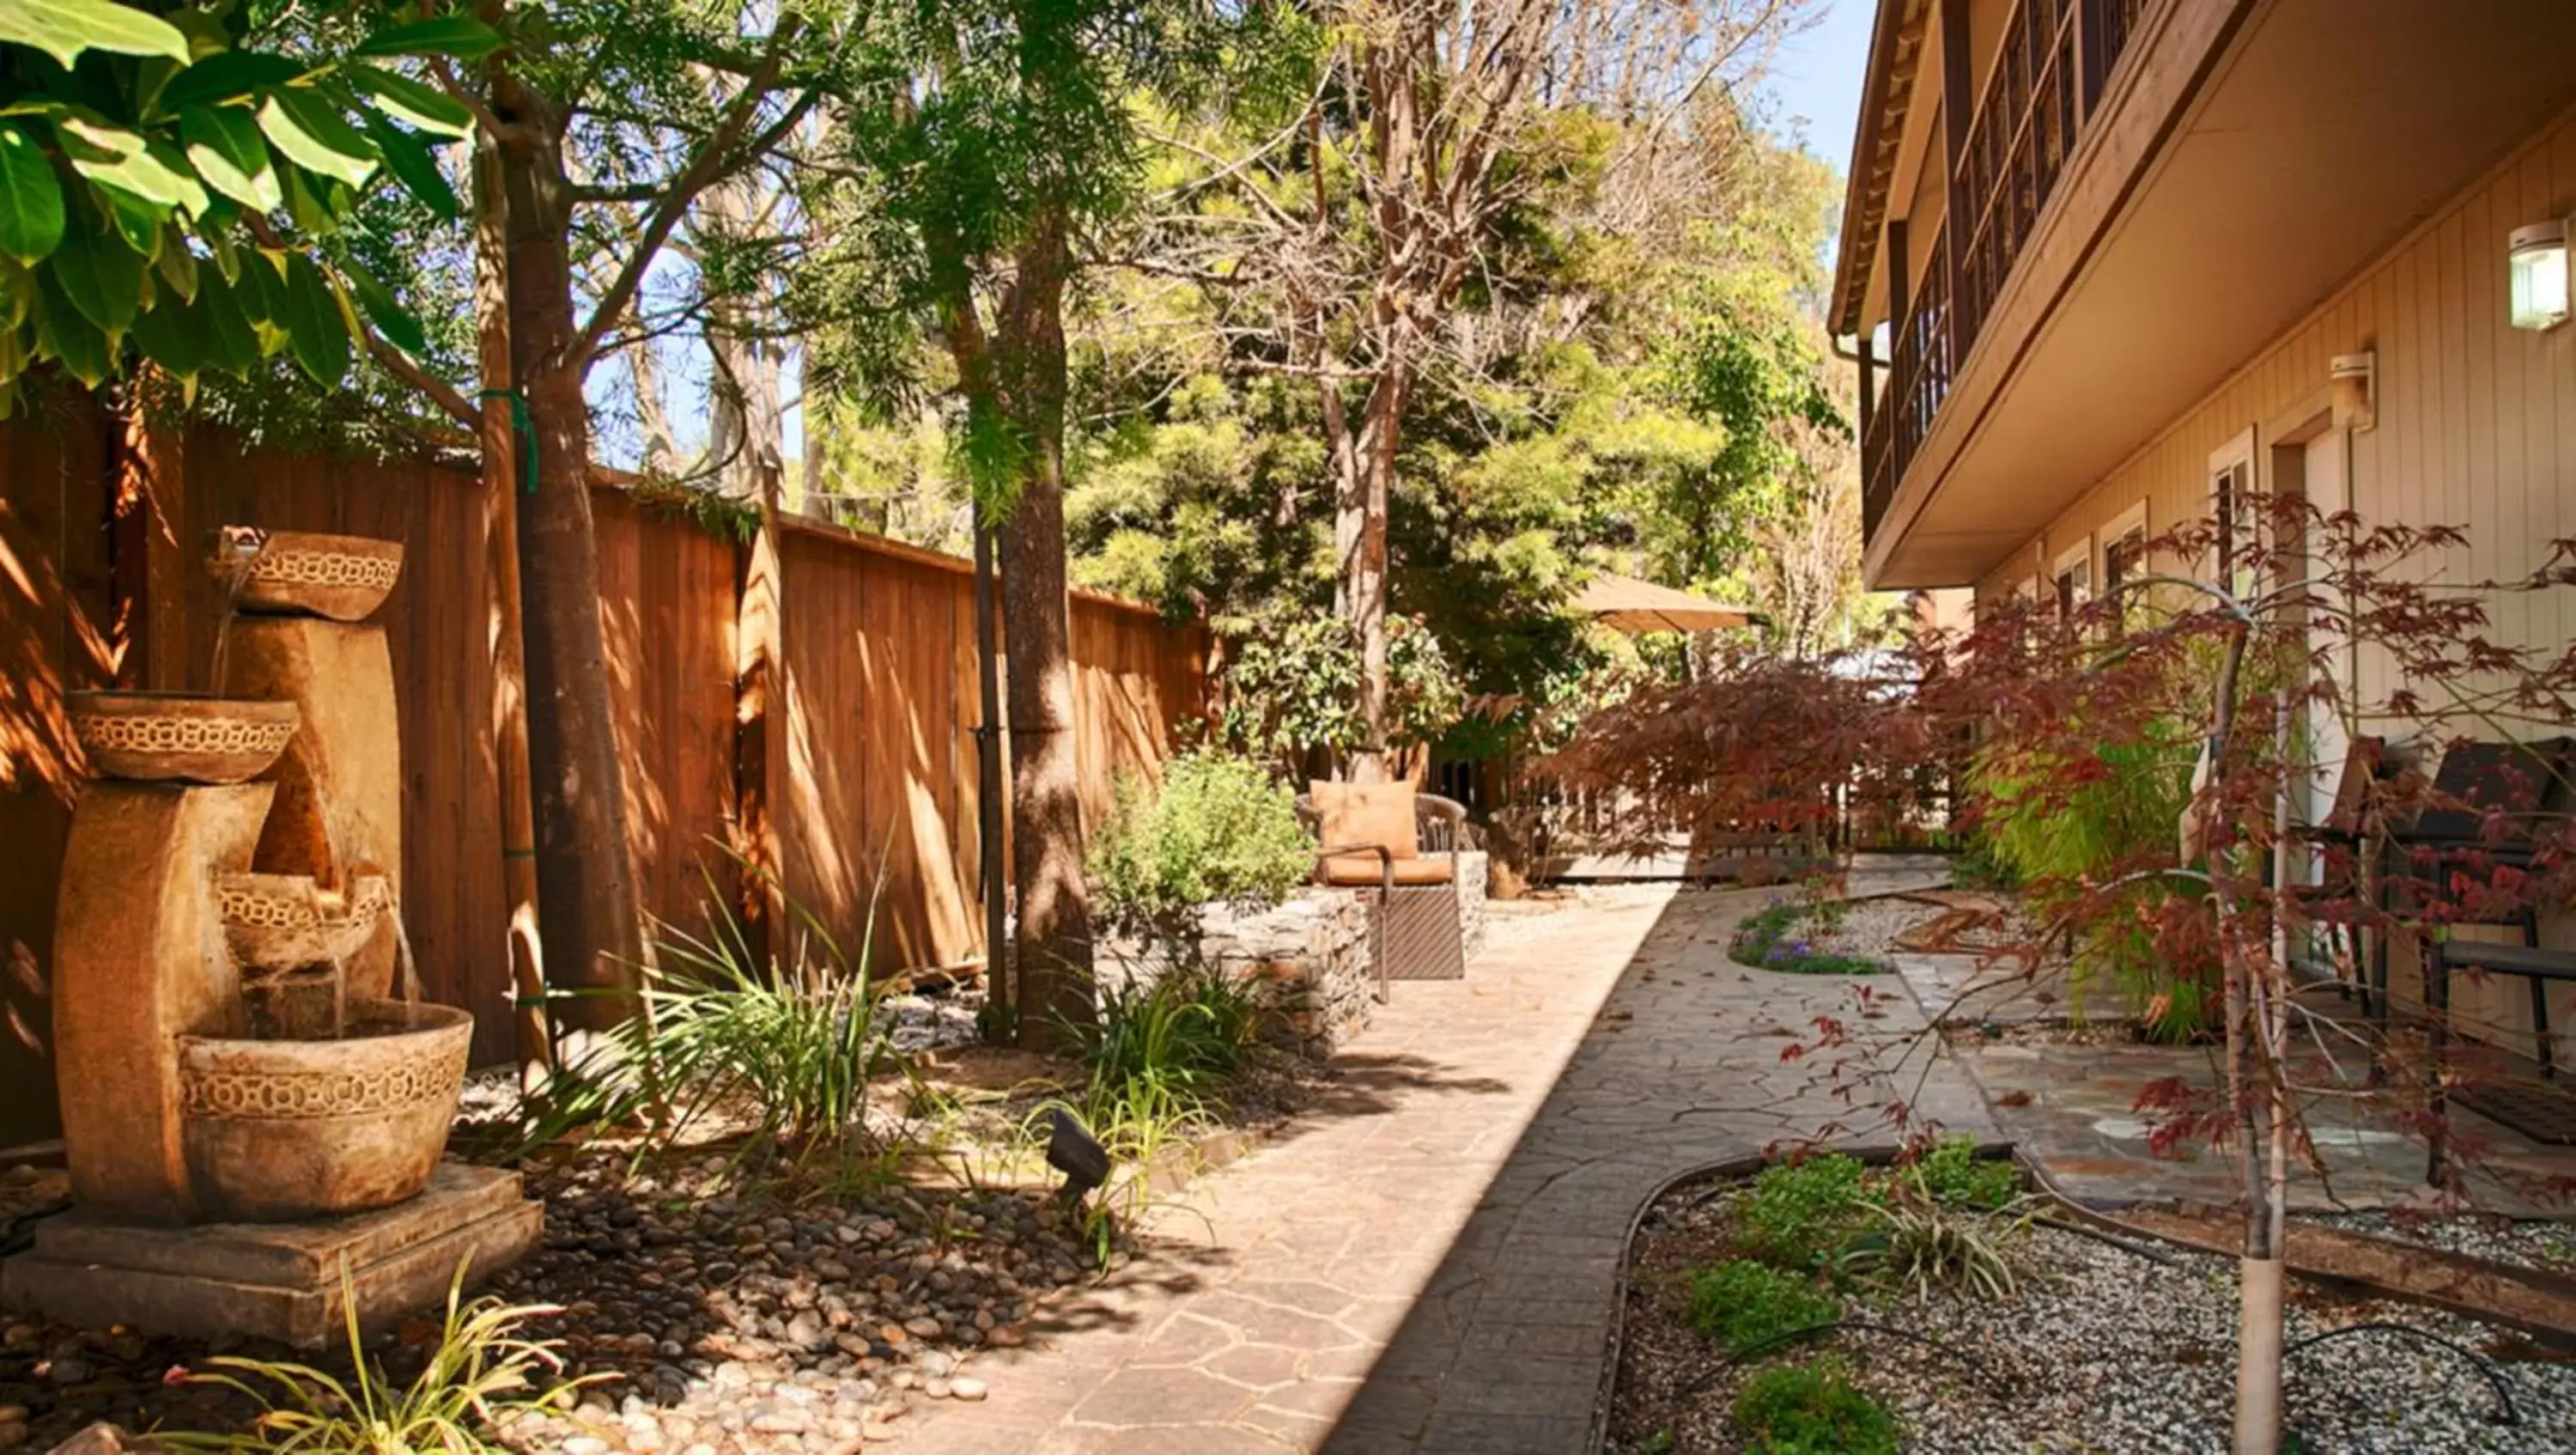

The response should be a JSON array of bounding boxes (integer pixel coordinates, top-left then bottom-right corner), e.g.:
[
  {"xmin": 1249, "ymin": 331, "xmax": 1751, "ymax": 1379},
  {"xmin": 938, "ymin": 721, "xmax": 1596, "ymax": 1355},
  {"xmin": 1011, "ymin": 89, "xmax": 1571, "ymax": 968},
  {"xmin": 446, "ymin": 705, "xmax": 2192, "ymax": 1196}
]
[
  {"xmin": 1848, "ymin": 0, "xmax": 2576, "ymax": 590},
  {"xmin": 1860, "ymin": 0, "xmax": 2150, "ymax": 551}
]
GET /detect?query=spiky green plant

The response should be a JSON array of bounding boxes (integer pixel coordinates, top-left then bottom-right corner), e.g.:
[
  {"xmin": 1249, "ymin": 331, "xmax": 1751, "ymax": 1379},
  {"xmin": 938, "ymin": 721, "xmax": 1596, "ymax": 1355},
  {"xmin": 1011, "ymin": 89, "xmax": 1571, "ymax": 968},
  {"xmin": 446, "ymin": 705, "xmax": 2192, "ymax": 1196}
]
[
  {"xmin": 633, "ymin": 857, "xmax": 900, "ymax": 1153},
  {"xmin": 164, "ymin": 1263, "xmax": 597, "ymax": 1453},
  {"xmin": 1832, "ymin": 1169, "xmax": 2033, "ymax": 1303}
]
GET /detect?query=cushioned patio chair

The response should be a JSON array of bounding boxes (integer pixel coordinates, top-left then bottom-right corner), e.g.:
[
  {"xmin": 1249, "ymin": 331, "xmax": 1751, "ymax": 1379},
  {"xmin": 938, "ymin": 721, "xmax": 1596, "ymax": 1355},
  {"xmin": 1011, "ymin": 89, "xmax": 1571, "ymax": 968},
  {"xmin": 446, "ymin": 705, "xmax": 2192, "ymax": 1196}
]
[{"xmin": 1296, "ymin": 783, "xmax": 1469, "ymax": 997}]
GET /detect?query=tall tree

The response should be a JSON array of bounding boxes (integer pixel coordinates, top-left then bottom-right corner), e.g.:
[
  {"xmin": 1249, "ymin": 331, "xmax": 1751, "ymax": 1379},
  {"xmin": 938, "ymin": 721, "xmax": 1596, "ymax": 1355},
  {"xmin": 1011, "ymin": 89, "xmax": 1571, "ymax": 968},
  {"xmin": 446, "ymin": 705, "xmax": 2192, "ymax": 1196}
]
[
  {"xmin": 805, "ymin": 0, "xmax": 1214, "ymax": 1046},
  {"xmin": 421, "ymin": 0, "xmax": 848, "ymax": 1022},
  {"xmin": 1143, "ymin": 0, "xmax": 1813, "ymax": 777}
]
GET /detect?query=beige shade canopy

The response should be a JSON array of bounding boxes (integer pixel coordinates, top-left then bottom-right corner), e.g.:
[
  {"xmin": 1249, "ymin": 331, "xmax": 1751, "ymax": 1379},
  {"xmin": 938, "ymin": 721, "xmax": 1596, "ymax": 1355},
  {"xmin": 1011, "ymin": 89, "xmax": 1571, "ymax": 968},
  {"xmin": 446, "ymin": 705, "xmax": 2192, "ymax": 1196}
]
[{"xmin": 1571, "ymin": 573, "xmax": 1761, "ymax": 634}]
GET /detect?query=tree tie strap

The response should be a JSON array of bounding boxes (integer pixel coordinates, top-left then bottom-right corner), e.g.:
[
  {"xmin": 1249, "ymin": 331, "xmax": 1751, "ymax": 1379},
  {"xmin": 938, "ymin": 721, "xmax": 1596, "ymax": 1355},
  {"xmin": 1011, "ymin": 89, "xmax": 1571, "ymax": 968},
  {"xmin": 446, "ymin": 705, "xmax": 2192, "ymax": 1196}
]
[{"xmin": 477, "ymin": 387, "xmax": 538, "ymax": 495}]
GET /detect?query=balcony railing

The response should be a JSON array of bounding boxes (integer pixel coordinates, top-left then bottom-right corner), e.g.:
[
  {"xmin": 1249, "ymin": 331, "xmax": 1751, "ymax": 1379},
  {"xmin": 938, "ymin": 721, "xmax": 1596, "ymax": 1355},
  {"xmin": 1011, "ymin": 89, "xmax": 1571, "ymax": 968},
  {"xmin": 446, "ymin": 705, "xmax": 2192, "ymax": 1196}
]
[{"xmin": 1862, "ymin": 0, "xmax": 2149, "ymax": 544}]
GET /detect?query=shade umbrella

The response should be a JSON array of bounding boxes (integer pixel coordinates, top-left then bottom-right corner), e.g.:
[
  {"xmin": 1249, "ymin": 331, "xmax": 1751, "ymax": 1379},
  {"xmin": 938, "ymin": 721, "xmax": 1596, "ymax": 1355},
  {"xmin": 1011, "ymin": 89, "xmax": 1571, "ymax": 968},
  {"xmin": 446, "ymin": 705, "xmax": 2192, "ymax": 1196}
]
[{"xmin": 1571, "ymin": 573, "xmax": 1763, "ymax": 635}]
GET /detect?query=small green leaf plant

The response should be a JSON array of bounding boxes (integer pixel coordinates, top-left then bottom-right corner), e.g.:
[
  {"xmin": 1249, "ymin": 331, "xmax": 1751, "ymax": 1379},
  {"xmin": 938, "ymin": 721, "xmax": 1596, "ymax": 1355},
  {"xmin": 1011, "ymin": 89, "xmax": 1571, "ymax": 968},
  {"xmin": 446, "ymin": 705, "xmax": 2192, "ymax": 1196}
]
[
  {"xmin": 1685, "ymin": 1258, "xmax": 1841, "ymax": 1356},
  {"xmin": 0, "ymin": 0, "xmax": 498, "ymax": 410},
  {"xmin": 1731, "ymin": 1358, "xmax": 1899, "ymax": 1455}
]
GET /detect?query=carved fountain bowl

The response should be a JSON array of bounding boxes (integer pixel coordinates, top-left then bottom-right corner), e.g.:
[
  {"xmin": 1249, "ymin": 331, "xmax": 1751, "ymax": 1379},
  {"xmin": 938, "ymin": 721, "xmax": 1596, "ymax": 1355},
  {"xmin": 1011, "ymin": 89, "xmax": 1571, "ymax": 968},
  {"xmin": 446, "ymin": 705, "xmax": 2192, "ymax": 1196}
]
[
  {"xmin": 216, "ymin": 871, "xmax": 393, "ymax": 970},
  {"xmin": 231, "ymin": 532, "xmax": 405, "ymax": 621},
  {"xmin": 177, "ymin": 1000, "xmax": 473, "ymax": 1221},
  {"xmin": 68, "ymin": 691, "xmax": 301, "ymax": 784}
]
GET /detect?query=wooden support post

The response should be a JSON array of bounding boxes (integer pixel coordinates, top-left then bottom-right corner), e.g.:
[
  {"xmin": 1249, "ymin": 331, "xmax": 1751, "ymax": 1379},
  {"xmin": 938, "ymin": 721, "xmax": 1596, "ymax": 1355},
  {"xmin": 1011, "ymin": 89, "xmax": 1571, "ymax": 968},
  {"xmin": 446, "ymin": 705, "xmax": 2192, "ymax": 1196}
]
[
  {"xmin": 1941, "ymin": 0, "xmax": 1974, "ymax": 327},
  {"xmin": 1856, "ymin": 332, "xmax": 1876, "ymax": 446},
  {"xmin": 2075, "ymin": 0, "xmax": 2108, "ymax": 116},
  {"xmin": 1888, "ymin": 219, "xmax": 1911, "ymax": 347},
  {"xmin": 973, "ymin": 502, "xmax": 1012, "ymax": 1039}
]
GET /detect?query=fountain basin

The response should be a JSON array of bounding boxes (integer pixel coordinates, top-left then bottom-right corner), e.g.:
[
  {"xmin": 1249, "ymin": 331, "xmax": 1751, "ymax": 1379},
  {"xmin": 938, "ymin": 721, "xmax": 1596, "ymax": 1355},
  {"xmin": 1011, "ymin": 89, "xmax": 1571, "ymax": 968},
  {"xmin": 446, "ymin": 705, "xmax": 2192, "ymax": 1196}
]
[
  {"xmin": 232, "ymin": 532, "xmax": 405, "ymax": 621},
  {"xmin": 216, "ymin": 871, "xmax": 393, "ymax": 970},
  {"xmin": 177, "ymin": 1001, "xmax": 471, "ymax": 1221},
  {"xmin": 68, "ymin": 692, "xmax": 300, "ymax": 784}
]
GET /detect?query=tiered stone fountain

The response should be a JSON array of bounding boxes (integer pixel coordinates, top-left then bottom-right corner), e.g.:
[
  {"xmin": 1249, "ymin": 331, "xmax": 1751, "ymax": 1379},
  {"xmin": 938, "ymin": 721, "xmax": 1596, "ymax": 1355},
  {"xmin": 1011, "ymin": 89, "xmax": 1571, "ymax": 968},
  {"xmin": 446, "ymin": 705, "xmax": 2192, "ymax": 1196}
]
[{"xmin": 1, "ymin": 531, "xmax": 539, "ymax": 1348}]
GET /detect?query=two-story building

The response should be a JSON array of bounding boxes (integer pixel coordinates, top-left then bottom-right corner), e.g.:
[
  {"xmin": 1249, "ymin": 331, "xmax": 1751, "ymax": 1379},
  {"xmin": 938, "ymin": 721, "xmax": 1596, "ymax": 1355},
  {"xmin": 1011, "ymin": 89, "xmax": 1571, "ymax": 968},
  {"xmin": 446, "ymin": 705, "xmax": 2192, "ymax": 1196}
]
[{"xmin": 1833, "ymin": 0, "xmax": 2576, "ymax": 1068}]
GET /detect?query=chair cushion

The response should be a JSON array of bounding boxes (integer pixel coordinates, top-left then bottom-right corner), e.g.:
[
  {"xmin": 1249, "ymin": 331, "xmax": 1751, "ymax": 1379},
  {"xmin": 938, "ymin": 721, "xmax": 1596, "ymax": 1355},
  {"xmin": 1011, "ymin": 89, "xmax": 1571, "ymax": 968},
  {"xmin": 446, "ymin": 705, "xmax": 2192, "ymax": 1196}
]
[
  {"xmin": 1310, "ymin": 780, "xmax": 1419, "ymax": 861},
  {"xmin": 1320, "ymin": 855, "xmax": 1455, "ymax": 887}
]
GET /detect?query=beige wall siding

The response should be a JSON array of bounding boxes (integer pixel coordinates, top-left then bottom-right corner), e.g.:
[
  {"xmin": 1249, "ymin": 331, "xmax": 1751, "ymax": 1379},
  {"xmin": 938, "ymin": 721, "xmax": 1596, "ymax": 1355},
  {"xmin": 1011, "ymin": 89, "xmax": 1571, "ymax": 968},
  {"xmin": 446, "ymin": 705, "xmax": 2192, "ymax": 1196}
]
[
  {"xmin": 1971, "ymin": 100, "xmax": 2576, "ymax": 1062},
  {"xmin": 1976, "ymin": 101, "xmax": 2576, "ymax": 618}
]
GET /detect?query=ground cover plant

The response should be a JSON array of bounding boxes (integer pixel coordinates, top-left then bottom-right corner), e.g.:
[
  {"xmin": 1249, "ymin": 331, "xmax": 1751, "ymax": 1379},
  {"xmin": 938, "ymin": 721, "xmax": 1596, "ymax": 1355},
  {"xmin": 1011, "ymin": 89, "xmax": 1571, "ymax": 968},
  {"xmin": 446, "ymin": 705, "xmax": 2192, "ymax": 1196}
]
[
  {"xmin": 1730, "ymin": 1358, "xmax": 1899, "ymax": 1455},
  {"xmin": 1610, "ymin": 1140, "xmax": 2576, "ymax": 1455},
  {"xmin": 1686, "ymin": 1259, "xmax": 1842, "ymax": 1356},
  {"xmin": 1729, "ymin": 898, "xmax": 1896, "ymax": 976}
]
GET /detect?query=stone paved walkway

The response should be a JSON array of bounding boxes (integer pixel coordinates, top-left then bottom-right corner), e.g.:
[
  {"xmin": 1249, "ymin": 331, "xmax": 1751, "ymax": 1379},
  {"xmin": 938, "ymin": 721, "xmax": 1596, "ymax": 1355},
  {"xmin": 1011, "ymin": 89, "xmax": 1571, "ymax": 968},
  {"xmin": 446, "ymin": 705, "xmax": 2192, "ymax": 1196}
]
[{"xmin": 892, "ymin": 860, "xmax": 1970, "ymax": 1454}]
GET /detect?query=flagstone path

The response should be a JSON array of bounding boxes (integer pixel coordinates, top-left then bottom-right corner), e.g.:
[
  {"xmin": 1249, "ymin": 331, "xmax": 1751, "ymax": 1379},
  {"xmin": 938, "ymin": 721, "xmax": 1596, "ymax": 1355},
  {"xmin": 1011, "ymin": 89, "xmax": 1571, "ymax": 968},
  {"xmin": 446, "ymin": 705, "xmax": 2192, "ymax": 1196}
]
[{"xmin": 890, "ymin": 859, "xmax": 1970, "ymax": 1455}]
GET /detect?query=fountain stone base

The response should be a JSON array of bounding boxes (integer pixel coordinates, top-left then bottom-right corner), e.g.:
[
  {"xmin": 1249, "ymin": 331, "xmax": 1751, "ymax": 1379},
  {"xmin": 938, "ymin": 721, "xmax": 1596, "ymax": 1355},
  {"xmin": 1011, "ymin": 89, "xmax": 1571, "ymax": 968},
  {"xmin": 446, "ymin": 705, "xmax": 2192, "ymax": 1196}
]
[{"xmin": 2, "ymin": 1163, "xmax": 540, "ymax": 1348}]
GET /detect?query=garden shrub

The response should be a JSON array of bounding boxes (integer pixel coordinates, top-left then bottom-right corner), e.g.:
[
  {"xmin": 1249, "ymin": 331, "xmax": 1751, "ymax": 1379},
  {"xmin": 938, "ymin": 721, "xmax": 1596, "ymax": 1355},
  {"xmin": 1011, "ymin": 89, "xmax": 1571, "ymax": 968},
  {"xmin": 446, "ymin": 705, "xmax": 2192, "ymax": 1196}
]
[
  {"xmin": 1732, "ymin": 1154, "xmax": 1881, "ymax": 1269},
  {"xmin": 1731, "ymin": 1359, "xmax": 1899, "ymax": 1455},
  {"xmin": 458, "ymin": 858, "xmax": 908, "ymax": 1165},
  {"xmin": 1974, "ymin": 713, "xmax": 2215, "ymax": 1039},
  {"xmin": 1090, "ymin": 750, "xmax": 1314, "ymax": 940},
  {"xmin": 1686, "ymin": 1259, "xmax": 1841, "ymax": 1355}
]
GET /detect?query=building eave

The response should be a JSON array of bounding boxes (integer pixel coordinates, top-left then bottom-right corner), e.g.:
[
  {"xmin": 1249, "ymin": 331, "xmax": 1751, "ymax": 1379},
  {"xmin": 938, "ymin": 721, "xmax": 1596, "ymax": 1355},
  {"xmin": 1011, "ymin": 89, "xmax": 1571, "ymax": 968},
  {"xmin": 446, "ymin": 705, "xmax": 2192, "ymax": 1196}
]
[{"xmin": 1827, "ymin": 0, "xmax": 1932, "ymax": 338}]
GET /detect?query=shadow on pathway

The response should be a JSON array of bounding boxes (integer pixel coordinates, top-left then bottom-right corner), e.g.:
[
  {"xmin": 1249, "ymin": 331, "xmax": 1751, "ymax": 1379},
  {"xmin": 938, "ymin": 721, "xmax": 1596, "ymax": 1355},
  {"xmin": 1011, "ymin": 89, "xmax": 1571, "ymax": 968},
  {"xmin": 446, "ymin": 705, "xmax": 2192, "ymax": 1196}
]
[{"xmin": 893, "ymin": 859, "xmax": 1967, "ymax": 1455}]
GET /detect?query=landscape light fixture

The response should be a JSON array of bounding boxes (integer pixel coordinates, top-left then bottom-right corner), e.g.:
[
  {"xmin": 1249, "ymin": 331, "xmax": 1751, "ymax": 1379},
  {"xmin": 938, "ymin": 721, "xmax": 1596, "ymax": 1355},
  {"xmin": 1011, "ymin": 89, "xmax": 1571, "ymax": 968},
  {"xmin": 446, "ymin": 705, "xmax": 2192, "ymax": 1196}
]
[
  {"xmin": 2508, "ymin": 218, "xmax": 2569, "ymax": 331},
  {"xmin": 1046, "ymin": 1106, "xmax": 1111, "ymax": 1204}
]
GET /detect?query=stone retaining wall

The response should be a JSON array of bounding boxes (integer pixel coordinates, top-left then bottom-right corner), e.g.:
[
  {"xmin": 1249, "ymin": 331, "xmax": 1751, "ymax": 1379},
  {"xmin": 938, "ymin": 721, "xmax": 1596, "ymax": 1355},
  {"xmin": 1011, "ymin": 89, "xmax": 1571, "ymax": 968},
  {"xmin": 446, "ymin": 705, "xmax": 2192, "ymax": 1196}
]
[
  {"xmin": 1098, "ymin": 856, "xmax": 1490, "ymax": 1057},
  {"xmin": 1097, "ymin": 889, "xmax": 1375, "ymax": 1056}
]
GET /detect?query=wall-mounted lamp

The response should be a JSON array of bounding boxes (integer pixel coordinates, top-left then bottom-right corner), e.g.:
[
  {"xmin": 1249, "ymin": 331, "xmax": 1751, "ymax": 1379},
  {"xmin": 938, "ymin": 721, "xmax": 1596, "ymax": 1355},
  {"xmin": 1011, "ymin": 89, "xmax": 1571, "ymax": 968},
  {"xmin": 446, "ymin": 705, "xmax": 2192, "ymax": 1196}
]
[
  {"xmin": 2330, "ymin": 350, "xmax": 2376, "ymax": 431},
  {"xmin": 2509, "ymin": 219, "xmax": 2569, "ymax": 331}
]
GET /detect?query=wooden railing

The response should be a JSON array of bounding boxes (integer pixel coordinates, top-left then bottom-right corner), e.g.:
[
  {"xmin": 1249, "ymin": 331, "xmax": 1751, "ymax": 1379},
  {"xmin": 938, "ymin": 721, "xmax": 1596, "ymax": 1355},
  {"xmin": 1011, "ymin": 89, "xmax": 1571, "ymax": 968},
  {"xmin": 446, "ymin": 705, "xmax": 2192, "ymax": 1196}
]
[{"xmin": 1862, "ymin": 0, "xmax": 2150, "ymax": 544}]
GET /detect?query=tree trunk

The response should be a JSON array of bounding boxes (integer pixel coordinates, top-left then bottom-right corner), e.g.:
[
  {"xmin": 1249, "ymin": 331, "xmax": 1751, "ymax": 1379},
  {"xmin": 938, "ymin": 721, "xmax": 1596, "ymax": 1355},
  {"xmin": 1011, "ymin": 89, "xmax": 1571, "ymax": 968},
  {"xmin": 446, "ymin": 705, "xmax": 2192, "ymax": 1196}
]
[
  {"xmin": 1340, "ymin": 370, "xmax": 1406, "ymax": 783},
  {"xmin": 2201, "ymin": 616, "xmax": 2283, "ymax": 1455},
  {"xmin": 994, "ymin": 206, "xmax": 1094, "ymax": 1049},
  {"xmin": 473, "ymin": 137, "xmax": 551, "ymax": 1081},
  {"xmin": 701, "ymin": 174, "xmax": 785, "ymax": 501},
  {"xmin": 625, "ymin": 340, "xmax": 678, "ymax": 475},
  {"xmin": 495, "ymin": 77, "xmax": 645, "ymax": 1031}
]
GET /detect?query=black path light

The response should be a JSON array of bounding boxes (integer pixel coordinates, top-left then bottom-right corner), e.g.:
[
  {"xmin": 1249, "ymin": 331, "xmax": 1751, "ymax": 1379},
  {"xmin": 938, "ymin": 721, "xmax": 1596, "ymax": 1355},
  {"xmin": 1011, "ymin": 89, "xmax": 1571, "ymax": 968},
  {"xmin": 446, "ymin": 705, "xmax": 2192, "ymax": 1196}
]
[{"xmin": 1046, "ymin": 1107, "xmax": 1111, "ymax": 1203}]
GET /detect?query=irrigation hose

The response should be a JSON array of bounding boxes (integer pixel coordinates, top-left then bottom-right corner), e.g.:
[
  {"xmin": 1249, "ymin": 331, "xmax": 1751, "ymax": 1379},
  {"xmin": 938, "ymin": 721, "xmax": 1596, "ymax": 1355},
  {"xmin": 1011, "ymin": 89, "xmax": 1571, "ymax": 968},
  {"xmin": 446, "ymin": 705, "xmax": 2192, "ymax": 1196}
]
[
  {"xmin": 1677, "ymin": 1320, "xmax": 2006, "ymax": 1402},
  {"xmin": 2281, "ymin": 1321, "xmax": 2519, "ymax": 1427}
]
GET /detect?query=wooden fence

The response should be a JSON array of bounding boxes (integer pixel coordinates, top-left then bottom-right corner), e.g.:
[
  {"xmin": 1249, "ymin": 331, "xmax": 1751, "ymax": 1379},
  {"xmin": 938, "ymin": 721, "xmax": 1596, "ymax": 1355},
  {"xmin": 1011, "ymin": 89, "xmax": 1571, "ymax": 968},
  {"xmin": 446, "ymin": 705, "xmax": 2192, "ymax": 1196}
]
[{"xmin": 0, "ymin": 398, "xmax": 1213, "ymax": 1147}]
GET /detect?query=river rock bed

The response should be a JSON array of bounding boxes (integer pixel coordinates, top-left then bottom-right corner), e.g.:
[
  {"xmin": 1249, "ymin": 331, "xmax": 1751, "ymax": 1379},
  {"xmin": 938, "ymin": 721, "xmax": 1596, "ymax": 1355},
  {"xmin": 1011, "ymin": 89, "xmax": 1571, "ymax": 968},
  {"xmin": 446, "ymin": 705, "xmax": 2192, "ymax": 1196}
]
[
  {"xmin": 1608, "ymin": 1174, "xmax": 2576, "ymax": 1454},
  {"xmin": 0, "ymin": 1148, "xmax": 1099, "ymax": 1453}
]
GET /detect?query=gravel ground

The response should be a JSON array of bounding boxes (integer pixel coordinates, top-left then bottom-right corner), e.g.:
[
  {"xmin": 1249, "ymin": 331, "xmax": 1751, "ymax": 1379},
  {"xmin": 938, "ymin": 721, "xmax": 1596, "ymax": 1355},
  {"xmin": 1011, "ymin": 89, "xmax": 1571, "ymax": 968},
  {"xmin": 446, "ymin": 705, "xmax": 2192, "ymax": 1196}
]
[
  {"xmin": 1816, "ymin": 896, "xmax": 1949, "ymax": 963},
  {"xmin": 2307, "ymin": 1209, "xmax": 2576, "ymax": 1279},
  {"xmin": 1609, "ymin": 1175, "xmax": 2576, "ymax": 1455},
  {"xmin": 0, "ymin": 1147, "xmax": 1102, "ymax": 1453}
]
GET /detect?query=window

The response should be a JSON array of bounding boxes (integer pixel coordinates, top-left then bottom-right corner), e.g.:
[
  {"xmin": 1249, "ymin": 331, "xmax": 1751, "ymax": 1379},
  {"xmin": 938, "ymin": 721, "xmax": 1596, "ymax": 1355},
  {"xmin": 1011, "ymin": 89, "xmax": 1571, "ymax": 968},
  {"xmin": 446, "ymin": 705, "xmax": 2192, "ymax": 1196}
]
[
  {"xmin": 2052, "ymin": 539, "xmax": 2093, "ymax": 629},
  {"xmin": 2209, "ymin": 428, "xmax": 2257, "ymax": 599},
  {"xmin": 2102, "ymin": 502, "xmax": 2148, "ymax": 627}
]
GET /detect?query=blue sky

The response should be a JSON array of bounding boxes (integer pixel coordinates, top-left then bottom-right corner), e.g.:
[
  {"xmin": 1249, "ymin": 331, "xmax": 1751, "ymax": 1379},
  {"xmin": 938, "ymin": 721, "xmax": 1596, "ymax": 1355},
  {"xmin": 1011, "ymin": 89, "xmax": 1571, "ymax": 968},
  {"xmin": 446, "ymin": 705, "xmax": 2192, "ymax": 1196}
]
[{"xmin": 1760, "ymin": 0, "xmax": 1874, "ymax": 184}]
